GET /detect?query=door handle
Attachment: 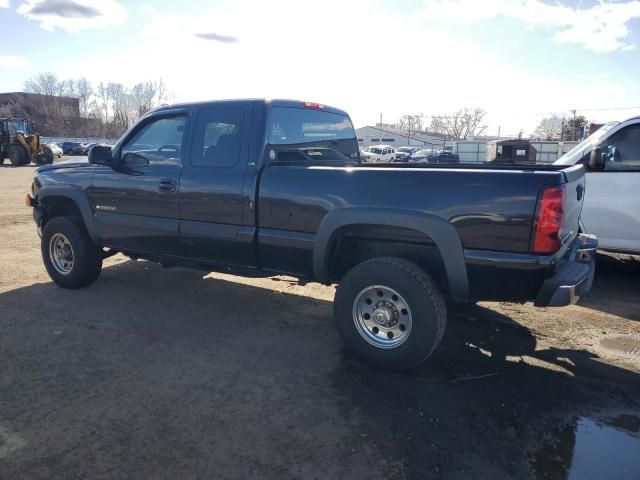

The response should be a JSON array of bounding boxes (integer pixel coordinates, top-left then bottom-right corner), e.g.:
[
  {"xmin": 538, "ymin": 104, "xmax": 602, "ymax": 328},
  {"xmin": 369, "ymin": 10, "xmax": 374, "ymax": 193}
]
[{"xmin": 158, "ymin": 179, "xmax": 177, "ymax": 192}]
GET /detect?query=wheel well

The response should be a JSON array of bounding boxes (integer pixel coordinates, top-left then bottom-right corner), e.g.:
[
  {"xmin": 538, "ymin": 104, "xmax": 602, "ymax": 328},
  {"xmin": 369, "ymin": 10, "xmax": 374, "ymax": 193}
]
[
  {"xmin": 327, "ymin": 224, "xmax": 449, "ymax": 293},
  {"xmin": 40, "ymin": 196, "xmax": 83, "ymax": 226}
]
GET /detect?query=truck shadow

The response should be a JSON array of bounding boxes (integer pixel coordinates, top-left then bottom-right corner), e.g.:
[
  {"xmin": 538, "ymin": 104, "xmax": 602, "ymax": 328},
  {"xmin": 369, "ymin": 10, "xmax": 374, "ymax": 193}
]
[
  {"xmin": 577, "ymin": 252, "xmax": 640, "ymax": 321},
  {"xmin": 0, "ymin": 260, "xmax": 638, "ymax": 479}
]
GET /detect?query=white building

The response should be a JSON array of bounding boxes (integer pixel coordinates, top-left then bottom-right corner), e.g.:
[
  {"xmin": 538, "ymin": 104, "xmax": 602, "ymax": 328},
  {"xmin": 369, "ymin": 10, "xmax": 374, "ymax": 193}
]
[{"xmin": 356, "ymin": 125, "xmax": 447, "ymax": 149}]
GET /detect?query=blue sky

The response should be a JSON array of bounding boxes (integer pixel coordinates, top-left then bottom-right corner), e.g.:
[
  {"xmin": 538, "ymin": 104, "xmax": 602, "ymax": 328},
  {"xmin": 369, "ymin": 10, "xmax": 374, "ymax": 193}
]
[{"xmin": 1, "ymin": 0, "xmax": 640, "ymax": 135}]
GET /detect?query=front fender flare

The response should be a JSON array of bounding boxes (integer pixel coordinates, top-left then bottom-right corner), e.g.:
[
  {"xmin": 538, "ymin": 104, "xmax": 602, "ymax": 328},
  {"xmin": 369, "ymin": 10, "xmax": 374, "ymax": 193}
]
[
  {"xmin": 38, "ymin": 184, "xmax": 99, "ymax": 243},
  {"xmin": 313, "ymin": 208, "xmax": 469, "ymax": 302}
]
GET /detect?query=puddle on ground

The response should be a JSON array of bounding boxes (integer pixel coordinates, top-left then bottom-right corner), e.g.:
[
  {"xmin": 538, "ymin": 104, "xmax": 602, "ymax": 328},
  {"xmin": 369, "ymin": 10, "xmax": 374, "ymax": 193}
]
[{"xmin": 532, "ymin": 413, "xmax": 640, "ymax": 480}]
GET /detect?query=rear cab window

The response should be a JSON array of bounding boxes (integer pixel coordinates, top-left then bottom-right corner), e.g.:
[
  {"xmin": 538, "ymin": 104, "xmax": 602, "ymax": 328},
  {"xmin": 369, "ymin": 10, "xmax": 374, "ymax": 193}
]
[{"xmin": 268, "ymin": 106, "xmax": 358, "ymax": 163}]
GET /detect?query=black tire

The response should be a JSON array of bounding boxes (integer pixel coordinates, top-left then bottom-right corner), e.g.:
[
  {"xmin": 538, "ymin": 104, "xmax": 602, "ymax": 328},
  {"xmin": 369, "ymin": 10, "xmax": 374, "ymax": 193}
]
[
  {"xmin": 8, "ymin": 145, "xmax": 29, "ymax": 166},
  {"xmin": 41, "ymin": 216, "xmax": 102, "ymax": 289},
  {"xmin": 334, "ymin": 257, "xmax": 447, "ymax": 370},
  {"xmin": 38, "ymin": 145, "xmax": 54, "ymax": 165}
]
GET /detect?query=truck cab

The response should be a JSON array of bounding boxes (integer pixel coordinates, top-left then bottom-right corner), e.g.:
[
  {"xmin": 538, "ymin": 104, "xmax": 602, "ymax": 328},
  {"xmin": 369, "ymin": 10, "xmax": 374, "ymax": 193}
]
[{"xmin": 555, "ymin": 117, "xmax": 640, "ymax": 254}]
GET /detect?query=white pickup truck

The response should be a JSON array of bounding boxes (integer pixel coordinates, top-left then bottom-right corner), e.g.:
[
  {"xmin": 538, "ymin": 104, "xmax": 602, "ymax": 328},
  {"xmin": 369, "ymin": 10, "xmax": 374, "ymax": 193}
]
[{"xmin": 555, "ymin": 116, "xmax": 640, "ymax": 254}]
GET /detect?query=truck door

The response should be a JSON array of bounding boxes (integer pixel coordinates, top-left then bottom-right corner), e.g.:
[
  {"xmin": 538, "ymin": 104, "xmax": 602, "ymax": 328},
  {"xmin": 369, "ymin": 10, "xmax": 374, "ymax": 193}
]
[
  {"xmin": 582, "ymin": 123, "xmax": 640, "ymax": 252},
  {"xmin": 178, "ymin": 101, "xmax": 256, "ymax": 267},
  {"xmin": 89, "ymin": 111, "xmax": 186, "ymax": 256}
]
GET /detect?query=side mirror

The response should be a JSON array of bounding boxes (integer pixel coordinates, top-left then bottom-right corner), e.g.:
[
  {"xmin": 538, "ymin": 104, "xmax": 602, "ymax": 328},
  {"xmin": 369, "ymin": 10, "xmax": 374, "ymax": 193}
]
[
  {"xmin": 588, "ymin": 147, "xmax": 605, "ymax": 171},
  {"xmin": 88, "ymin": 145, "xmax": 112, "ymax": 165}
]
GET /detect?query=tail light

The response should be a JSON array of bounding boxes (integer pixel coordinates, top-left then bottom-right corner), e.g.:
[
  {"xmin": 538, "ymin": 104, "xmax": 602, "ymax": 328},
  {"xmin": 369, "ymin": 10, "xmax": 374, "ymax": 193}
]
[
  {"xmin": 304, "ymin": 102, "xmax": 324, "ymax": 110},
  {"xmin": 532, "ymin": 186, "xmax": 564, "ymax": 254}
]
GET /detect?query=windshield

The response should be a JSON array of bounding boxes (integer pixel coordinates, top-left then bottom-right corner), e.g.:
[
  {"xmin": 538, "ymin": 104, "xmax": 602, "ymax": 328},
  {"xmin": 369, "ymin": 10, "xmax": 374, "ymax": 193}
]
[
  {"xmin": 7, "ymin": 119, "xmax": 28, "ymax": 135},
  {"xmin": 554, "ymin": 121, "xmax": 618, "ymax": 165}
]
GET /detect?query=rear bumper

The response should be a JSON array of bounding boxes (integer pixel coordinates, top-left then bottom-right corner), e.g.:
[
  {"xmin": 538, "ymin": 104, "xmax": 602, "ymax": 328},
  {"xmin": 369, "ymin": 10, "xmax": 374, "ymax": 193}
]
[{"xmin": 534, "ymin": 234, "xmax": 597, "ymax": 307}]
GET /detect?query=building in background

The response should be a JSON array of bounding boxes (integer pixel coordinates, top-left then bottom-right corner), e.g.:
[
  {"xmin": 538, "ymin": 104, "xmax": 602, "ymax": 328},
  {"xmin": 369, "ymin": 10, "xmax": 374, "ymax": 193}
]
[{"xmin": 356, "ymin": 125, "xmax": 446, "ymax": 148}]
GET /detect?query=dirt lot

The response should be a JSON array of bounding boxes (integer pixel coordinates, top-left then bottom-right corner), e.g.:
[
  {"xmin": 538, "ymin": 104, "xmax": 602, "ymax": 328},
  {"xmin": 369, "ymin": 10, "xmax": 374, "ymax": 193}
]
[{"xmin": 1, "ymin": 162, "xmax": 639, "ymax": 480}]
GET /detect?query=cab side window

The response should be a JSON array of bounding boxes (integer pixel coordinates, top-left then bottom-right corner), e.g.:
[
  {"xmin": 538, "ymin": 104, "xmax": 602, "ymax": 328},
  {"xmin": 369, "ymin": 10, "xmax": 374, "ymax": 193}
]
[
  {"xmin": 600, "ymin": 124, "xmax": 640, "ymax": 171},
  {"xmin": 121, "ymin": 116, "xmax": 185, "ymax": 165},
  {"xmin": 190, "ymin": 106, "xmax": 243, "ymax": 168}
]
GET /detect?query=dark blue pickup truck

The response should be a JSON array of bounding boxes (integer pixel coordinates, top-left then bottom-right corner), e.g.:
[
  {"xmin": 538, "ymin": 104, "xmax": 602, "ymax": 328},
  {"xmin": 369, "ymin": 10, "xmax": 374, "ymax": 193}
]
[{"xmin": 27, "ymin": 99, "xmax": 596, "ymax": 369}]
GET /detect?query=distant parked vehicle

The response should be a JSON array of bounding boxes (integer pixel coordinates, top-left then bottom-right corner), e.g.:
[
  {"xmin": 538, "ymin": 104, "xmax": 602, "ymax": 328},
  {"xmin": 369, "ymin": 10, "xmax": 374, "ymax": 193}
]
[
  {"xmin": 396, "ymin": 146, "xmax": 422, "ymax": 158},
  {"xmin": 47, "ymin": 143, "xmax": 63, "ymax": 158},
  {"xmin": 412, "ymin": 148, "xmax": 435, "ymax": 163},
  {"xmin": 71, "ymin": 143, "xmax": 96, "ymax": 155},
  {"xmin": 394, "ymin": 150, "xmax": 411, "ymax": 162},
  {"xmin": 428, "ymin": 151, "xmax": 460, "ymax": 164},
  {"xmin": 61, "ymin": 142, "xmax": 81, "ymax": 155},
  {"xmin": 361, "ymin": 145, "xmax": 395, "ymax": 162}
]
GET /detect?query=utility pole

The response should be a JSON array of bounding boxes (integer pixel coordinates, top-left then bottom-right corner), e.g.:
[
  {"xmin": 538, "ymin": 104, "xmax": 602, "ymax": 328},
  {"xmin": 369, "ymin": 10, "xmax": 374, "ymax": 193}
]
[
  {"xmin": 497, "ymin": 125, "xmax": 501, "ymax": 140},
  {"xmin": 571, "ymin": 109, "xmax": 577, "ymax": 141},
  {"xmin": 379, "ymin": 112, "xmax": 383, "ymax": 127}
]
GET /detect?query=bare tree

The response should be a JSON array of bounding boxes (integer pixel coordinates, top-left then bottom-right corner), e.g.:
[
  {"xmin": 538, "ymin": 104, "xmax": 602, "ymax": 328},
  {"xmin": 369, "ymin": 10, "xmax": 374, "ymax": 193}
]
[
  {"xmin": 397, "ymin": 114, "xmax": 424, "ymax": 133},
  {"xmin": 24, "ymin": 72, "xmax": 68, "ymax": 97},
  {"xmin": 430, "ymin": 108, "xmax": 488, "ymax": 139},
  {"xmin": 533, "ymin": 115, "xmax": 564, "ymax": 140},
  {"xmin": 18, "ymin": 72, "xmax": 173, "ymax": 137},
  {"xmin": 155, "ymin": 78, "xmax": 170, "ymax": 107},
  {"xmin": 73, "ymin": 78, "xmax": 95, "ymax": 118},
  {"xmin": 96, "ymin": 82, "xmax": 110, "ymax": 126},
  {"xmin": 106, "ymin": 82, "xmax": 131, "ymax": 132},
  {"xmin": 130, "ymin": 81, "xmax": 157, "ymax": 117}
]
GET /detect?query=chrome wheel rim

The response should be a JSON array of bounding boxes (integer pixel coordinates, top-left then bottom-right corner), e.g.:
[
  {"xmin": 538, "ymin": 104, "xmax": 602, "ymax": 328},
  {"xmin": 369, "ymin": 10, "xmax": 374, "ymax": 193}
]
[
  {"xmin": 49, "ymin": 233, "xmax": 74, "ymax": 275},
  {"xmin": 352, "ymin": 285, "xmax": 413, "ymax": 349}
]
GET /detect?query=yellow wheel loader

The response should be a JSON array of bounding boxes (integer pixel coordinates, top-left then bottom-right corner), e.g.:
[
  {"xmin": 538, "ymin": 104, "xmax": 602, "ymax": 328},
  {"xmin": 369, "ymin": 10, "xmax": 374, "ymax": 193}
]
[{"xmin": 0, "ymin": 118, "xmax": 54, "ymax": 166}]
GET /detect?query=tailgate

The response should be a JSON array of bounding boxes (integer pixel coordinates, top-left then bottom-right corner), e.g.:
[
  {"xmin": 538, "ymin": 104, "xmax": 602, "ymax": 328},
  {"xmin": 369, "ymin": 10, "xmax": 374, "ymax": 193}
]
[{"xmin": 560, "ymin": 164, "xmax": 586, "ymax": 245}]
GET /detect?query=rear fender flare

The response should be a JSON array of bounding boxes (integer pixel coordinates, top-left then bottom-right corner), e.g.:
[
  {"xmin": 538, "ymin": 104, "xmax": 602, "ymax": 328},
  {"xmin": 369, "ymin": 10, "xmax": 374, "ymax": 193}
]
[{"xmin": 313, "ymin": 208, "xmax": 469, "ymax": 302}]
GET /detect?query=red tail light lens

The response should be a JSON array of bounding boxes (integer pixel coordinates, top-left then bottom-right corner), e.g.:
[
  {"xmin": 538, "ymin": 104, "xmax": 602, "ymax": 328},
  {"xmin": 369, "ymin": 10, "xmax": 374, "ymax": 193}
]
[
  {"xmin": 304, "ymin": 102, "xmax": 324, "ymax": 110},
  {"xmin": 533, "ymin": 186, "xmax": 564, "ymax": 254}
]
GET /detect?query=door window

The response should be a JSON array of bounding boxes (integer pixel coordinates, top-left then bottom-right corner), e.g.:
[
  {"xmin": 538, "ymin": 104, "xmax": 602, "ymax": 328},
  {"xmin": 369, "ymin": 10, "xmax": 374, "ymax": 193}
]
[
  {"xmin": 600, "ymin": 124, "xmax": 640, "ymax": 171},
  {"xmin": 190, "ymin": 106, "xmax": 244, "ymax": 167},
  {"xmin": 122, "ymin": 116, "xmax": 186, "ymax": 165}
]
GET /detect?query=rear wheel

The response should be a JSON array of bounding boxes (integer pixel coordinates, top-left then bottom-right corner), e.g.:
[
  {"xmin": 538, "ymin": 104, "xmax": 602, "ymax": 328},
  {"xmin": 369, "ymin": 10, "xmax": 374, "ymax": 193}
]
[
  {"xmin": 8, "ymin": 145, "xmax": 29, "ymax": 166},
  {"xmin": 41, "ymin": 217, "xmax": 102, "ymax": 289},
  {"xmin": 334, "ymin": 257, "xmax": 447, "ymax": 370}
]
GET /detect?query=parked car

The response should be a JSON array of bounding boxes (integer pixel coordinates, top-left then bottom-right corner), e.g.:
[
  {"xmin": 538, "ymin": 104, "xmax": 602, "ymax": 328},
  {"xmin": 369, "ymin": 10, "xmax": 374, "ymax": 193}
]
[
  {"xmin": 393, "ymin": 150, "xmax": 411, "ymax": 162},
  {"xmin": 47, "ymin": 143, "xmax": 63, "ymax": 158},
  {"xmin": 395, "ymin": 146, "xmax": 422, "ymax": 162},
  {"xmin": 28, "ymin": 99, "xmax": 596, "ymax": 371},
  {"xmin": 61, "ymin": 142, "xmax": 81, "ymax": 155},
  {"xmin": 361, "ymin": 145, "xmax": 395, "ymax": 162},
  {"xmin": 71, "ymin": 143, "xmax": 96, "ymax": 155},
  {"xmin": 428, "ymin": 151, "xmax": 460, "ymax": 164},
  {"xmin": 412, "ymin": 148, "xmax": 435, "ymax": 163},
  {"xmin": 554, "ymin": 116, "xmax": 640, "ymax": 254}
]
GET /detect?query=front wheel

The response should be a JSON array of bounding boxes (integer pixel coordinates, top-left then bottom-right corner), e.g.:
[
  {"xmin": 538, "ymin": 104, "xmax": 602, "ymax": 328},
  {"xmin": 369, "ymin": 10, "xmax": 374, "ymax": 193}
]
[
  {"xmin": 42, "ymin": 217, "xmax": 103, "ymax": 289},
  {"xmin": 334, "ymin": 257, "xmax": 447, "ymax": 370}
]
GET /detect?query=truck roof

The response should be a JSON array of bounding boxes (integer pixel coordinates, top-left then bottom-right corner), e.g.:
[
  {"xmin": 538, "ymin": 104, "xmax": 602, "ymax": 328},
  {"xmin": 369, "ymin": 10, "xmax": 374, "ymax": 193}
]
[{"xmin": 152, "ymin": 99, "xmax": 349, "ymax": 117}]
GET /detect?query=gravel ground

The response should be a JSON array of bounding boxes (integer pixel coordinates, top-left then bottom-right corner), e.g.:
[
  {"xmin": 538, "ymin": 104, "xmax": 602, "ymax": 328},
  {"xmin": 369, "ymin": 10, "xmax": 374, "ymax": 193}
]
[{"xmin": 1, "ymin": 161, "xmax": 639, "ymax": 480}]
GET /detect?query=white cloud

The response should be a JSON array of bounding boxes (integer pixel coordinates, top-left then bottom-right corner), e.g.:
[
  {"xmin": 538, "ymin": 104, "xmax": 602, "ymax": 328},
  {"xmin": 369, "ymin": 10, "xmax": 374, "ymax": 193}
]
[
  {"xmin": 17, "ymin": 0, "xmax": 128, "ymax": 32},
  {"xmin": 0, "ymin": 0, "xmax": 9, "ymax": 8},
  {"xmin": 421, "ymin": 0, "xmax": 640, "ymax": 52},
  {"xmin": 0, "ymin": 54, "xmax": 28, "ymax": 66}
]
